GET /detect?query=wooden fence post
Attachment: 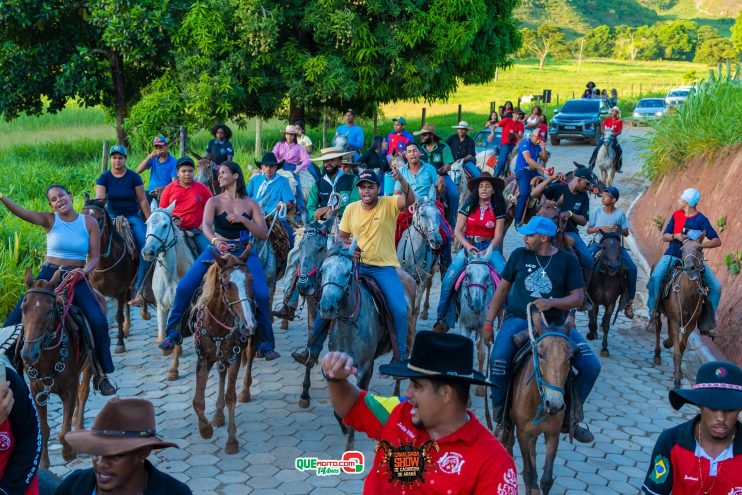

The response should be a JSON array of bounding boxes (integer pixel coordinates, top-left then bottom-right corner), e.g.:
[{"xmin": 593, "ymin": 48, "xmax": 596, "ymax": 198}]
[
  {"xmin": 421, "ymin": 108, "xmax": 427, "ymax": 127},
  {"xmin": 373, "ymin": 107, "xmax": 378, "ymax": 137},
  {"xmin": 322, "ymin": 115, "xmax": 327, "ymax": 148},
  {"xmin": 490, "ymin": 101, "xmax": 495, "ymax": 114},
  {"xmin": 101, "ymin": 140, "xmax": 109, "ymax": 173},
  {"xmin": 457, "ymin": 104, "xmax": 462, "ymax": 123},
  {"xmin": 178, "ymin": 126, "xmax": 187, "ymax": 157},
  {"xmin": 255, "ymin": 118, "xmax": 263, "ymax": 158}
]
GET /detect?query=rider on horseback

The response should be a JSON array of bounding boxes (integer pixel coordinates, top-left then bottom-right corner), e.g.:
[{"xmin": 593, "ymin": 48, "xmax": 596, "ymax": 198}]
[
  {"xmin": 586, "ymin": 186, "xmax": 637, "ymax": 318},
  {"xmin": 158, "ymin": 156, "xmax": 213, "ymax": 254},
  {"xmin": 646, "ymin": 188, "xmax": 722, "ymax": 336},
  {"xmin": 135, "ymin": 135, "xmax": 178, "ymax": 203},
  {"xmin": 489, "ymin": 109, "xmax": 524, "ymax": 178},
  {"xmin": 245, "ymin": 152, "xmax": 296, "ymax": 248},
  {"xmin": 483, "ymin": 216, "xmax": 601, "ymax": 443},
  {"xmin": 433, "ymin": 175, "xmax": 507, "ymax": 333},
  {"xmin": 334, "ymin": 109, "xmax": 365, "ymax": 162},
  {"xmin": 446, "ymin": 121, "xmax": 482, "ymax": 180},
  {"xmin": 1, "ymin": 186, "xmax": 117, "ymax": 395},
  {"xmin": 291, "ymin": 169, "xmax": 416, "ymax": 367},
  {"xmin": 512, "ymin": 128, "xmax": 550, "ymax": 227},
  {"xmin": 385, "ymin": 117, "xmax": 414, "ymax": 161},
  {"xmin": 589, "ymin": 106, "xmax": 623, "ymax": 173},
  {"xmin": 159, "ymin": 161, "xmax": 280, "ymax": 360},
  {"xmin": 205, "ymin": 123, "xmax": 234, "ymax": 165},
  {"xmin": 416, "ymin": 124, "xmax": 459, "ymax": 229}
]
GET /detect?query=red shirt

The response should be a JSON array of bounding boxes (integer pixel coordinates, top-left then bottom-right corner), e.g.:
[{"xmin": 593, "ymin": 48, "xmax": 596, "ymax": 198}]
[
  {"xmin": 459, "ymin": 203, "xmax": 504, "ymax": 239},
  {"xmin": 496, "ymin": 118, "xmax": 521, "ymax": 145},
  {"xmin": 344, "ymin": 391, "xmax": 517, "ymax": 494},
  {"xmin": 159, "ymin": 181, "xmax": 212, "ymax": 230},
  {"xmin": 0, "ymin": 419, "xmax": 39, "ymax": 495},
  {"xmin": 602, "ymin": 116, "xmax": 623, "ymax": 135}
]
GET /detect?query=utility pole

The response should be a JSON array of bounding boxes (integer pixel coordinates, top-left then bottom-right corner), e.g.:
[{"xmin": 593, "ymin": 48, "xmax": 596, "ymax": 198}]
[{"xmin": 577, "ymin": 39, "xmax": 585, "ymax": 73}]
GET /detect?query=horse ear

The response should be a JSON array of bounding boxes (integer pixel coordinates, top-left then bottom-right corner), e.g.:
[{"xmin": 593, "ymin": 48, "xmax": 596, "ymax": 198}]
[
  {"xmin": 165, "ymin": 200, "xmax": 176, "ymax": 213},
  {"xmin": 564, "ymin": 312, "xmax": 576, "ymax": 336},
  {"xmin": 50, "ymin": 269, "xmax": 62, "ymax": 287},
  {"xmin": 239, "ymin": 244, "xmax": 251, "ymax": 261},
  {"xmin": 347, "ymin": 239, "xmax": 358, "ymax": 257},
  {"xmin": 531, "ymin": 307, "xmax": 544, "ymax": 335},
  {"xmin": 212, "ymin": 248, "xmax": 228, "ymax": 269},
  {"xmin": 24, "ymin": 268, "xmax": 34, "ymax": 289},
  {"xmin": 150, "ymin": 198, "xmax": 158, "ymax": 211}
]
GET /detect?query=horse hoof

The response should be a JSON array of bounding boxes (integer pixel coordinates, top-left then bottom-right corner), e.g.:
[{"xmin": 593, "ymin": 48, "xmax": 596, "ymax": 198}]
[
  {"xmin": 475, "ymin": 385, "xmax": 485, "ymax": 397},
  {"xmin": 298, "ymin": 398, "xmax": 310, "ymax": 409},
  {"xmin": 663, "ymin": 338, "xmax": 673, "ymax": 349},
  {"xmin": 212, "ymin": 415, "xmax": 225, "ymax": 428},
  {"xmin": 239, "ymin": 391, "xmax": 251, "ymax": 403},
  {"xmin": 586, "ymin": 332, "xmax": 597, "ymax": 341},
  {"xmin": 225, "ymin": 440, "xmax": 239, "ymax": 455},
  {"xmin": 166, "ymin": 370, "xmax": 178, "ymax": 381},
  {"xmin": 280, "ymin": 319, "xmax": 288, "ymax": 330},
  {"xmin": 653, "ymin": 356, "xmax": 662, "ymax": 365},
  {"xmin": 115, "ymin": 344, "xmax": 125, "ymax": 354},
  {"xmin": 199, "ymin": 424, "xmax": 214, "ymax": 439},
  {"xmin": 420, "ymin": 311, "xmax": 428, "ymax": 320},
  {"xmin": 600, "ymin": 349, "xmax": 610, "ymax": 358},
  {"xmin": 140, "ymin": 308, "xmax": 151, "ymax": 321}
]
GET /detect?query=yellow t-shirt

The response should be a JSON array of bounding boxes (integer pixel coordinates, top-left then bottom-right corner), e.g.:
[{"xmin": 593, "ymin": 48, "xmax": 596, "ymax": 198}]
[{"xmin": 339, "ymin": 196, "xmax": 400, "ymax": 267}]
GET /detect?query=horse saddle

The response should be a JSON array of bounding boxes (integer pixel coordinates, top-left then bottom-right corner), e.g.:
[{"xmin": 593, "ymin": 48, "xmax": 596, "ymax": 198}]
[
  {"xmin": 66, "ymin": 305, "xmax": 103, "ymax": 377},
  {"xmin": 359, "ymin": 276, "xmax": 397, "ymax": 360},
  {"xmin": 180, "ymin": 228, "xmax": 204, "ymax": 259},
  {"xmin": 503, "ymin": 177, "xmax": 543, "ymax": 210},
  {"xmin": 659, "ymin": 262, "xmax": 715, "ymax": 332}
]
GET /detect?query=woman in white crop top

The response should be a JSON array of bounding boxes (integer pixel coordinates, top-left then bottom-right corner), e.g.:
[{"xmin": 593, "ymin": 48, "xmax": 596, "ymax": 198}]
[{"xmin": 0, "ymin": 185, "xmax": 117, "ymax": 396}]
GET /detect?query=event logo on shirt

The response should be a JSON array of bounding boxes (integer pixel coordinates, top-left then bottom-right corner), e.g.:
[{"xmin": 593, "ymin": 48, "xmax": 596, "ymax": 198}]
[
  {"xmin": 295, "ymin": 450, "xmax": 364, "ymax": 476},
  {"xmin": 436, "ymin": 451, "xmax": 465, "ymax": 474},
  {"xmin": 375, "ymin": 439, "xmax": 439, "ymax": 487},
  {"xmin": 0, "ymin": 432, "xmax": 10, "ymax": 451},
  {"xmin": 525, "ymin": 264, "xmax": 553, "ymax": 298},
  {"xmin": 485, "ymin": 220, "xmax": 495, "ymax": 229},
  {"xmin": 727, "ymin": 488, "xmax": 742, "ymax": 495},
  {"xmin": 498, "ymin": 468, "xmax": 518, "ymax": 495}
]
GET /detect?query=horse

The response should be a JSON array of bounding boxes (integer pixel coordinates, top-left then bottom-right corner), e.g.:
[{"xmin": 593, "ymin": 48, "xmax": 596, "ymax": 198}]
[
  {"xmin": 196, "ymin": 157, "xmax": 220, "ymax": 196},
  {"xmin": 142, "ymin": 200, "xmax": 197, "ymax": 380},
  {"xmin": 500, "ymin": 306, "xmax": 575, "ymax": 495},
  {"xmin": 191, "ymin": 247, "xmax": 257, "ymax": 454},
  {"xmin": 254, "ymin": 210, "xmax": 290, "ymax": 322},
  {"xmin": 397, "ymin": 199, "xmax": 442, "ymax": 322},
  {"xmin": 650, "ymin": 238, "xmax": 707, "ymax": 388},
  {"xmin": 19, "ymin": 269, "xmax": 93, "ymax": 468},
  {"xmin": 586, "ymin": 233, "xmax": 625, "ymax": 357},
  {"xmin": 455, "ymin": 246, "xmax": 500, "ymax": 398},
  {"xmin": 319, "ymin": 241, "xmax": 416, "ymax": 450},
  {"xmin": 592, "ymin": 128, "xmax": 617, "ymax": 187},
  {"xmin": 82, "ymin": 196, "xmax": 139, "ymax": 354},
  {"xmin": 332, "ymin": 133, "xmax": 349, "ymax": 153}
]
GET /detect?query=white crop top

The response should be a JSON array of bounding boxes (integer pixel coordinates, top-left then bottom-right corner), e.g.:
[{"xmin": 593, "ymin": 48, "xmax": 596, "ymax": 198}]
[{"xmin": 46, "ymin": 213, "xmax": 89, "ymax": 261}]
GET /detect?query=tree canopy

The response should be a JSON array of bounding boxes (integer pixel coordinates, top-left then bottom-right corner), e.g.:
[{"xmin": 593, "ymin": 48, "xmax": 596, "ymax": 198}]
[{"xmin": 519, "ymin": 24, "xmax": 569, "ymax": 70}]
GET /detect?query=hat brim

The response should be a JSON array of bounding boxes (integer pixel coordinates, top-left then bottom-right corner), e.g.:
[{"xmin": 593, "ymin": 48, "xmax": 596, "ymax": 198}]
[
  {"xmin": 255, "ymin": 160, "xmax": 284, "ymax": 169},
  {"xmin": 65, "ymin": 430, "xmax": 178, "ymax": 457},
  {"xmin": 467, "ymin": 176, "xmax": 504, "ymax": 194},
  {"xmin": 356, "ymin": 178, "xmax": 379, "ymax": 187},
  {"xmin": 379, "ymin": 360, "xmax": 493, "ymax": 387},
  {"xmin": 451, "ymin": 126, "xmax": 473, "ymax": 130},
  {"xmin": 516, "ymin": 223, "xmax": 556, "ymax": 237},
  {"xmin": 413, "ymin": 130, "xmax": 441, "ymax": 140},
  {"xmin": 669, "ymin": 388, "xmax": 742, "ymax": 411},
  {"xmin": 311, "ymin": 151, "xmax": 355, "ymax": 162}
]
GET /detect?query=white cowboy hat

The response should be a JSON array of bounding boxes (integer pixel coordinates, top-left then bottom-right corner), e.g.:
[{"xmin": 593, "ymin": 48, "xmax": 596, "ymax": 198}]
[
  {"xmin": 610, "ymin": 106, "xmax": 620, "ymax": 113},
  {"xmin": 310, "ymin": 146, "xmax": 354, "ymax": 162},
  {"xmin": 451, "ymin": 121, "xmax": 473, "ymax": 130},
  {"xmin": 284, "ymin": 125, "xmax": 299, "ymax": 134}
]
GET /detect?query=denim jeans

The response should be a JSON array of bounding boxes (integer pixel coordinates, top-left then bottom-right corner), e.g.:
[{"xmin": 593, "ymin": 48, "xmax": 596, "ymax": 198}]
[
  {"xmin": 489, "ymin": 317, "xmax": 601, "ymax": 416},
  {"xmin": 462, "ymin": 160, "xmax": 481, "ymax": 179},
  {"xmin": 565, "ymin": 231, "xmax": 593, "ymax": 270},
  {"xmin": 165, "ymin": 247, "xmax": 276, "ymax": 353},
  {"xmin": 436, "ymin": 241, "xmax": 506, "ymax": 329},
  {"xmin": 190, "ymin": 230, "xmax": 211, "ymax": 254},
  {"xmin": 108, "ymin": 209, "xmax": 151, "ymax": 292},
  {"xmin": 646, "ymin": 255, "xmax": 721, "ymax": 315},
  {"xmin": 442, "ymin": 175, "xmax": 459, "ymax": 229},
  {"xmin": 589, "ymin": 244, "xmax": 638, "ymax": 299},
  {"xmin": 309, "ymin": 264, "xmax": 409, "ymax": 358},
  {"xmin": 514, "ymin": 168, "xmax": 539, "ymax": 225},
  {"xmin": 494, "ymin": 144, "xmax": 514, "ymax": 178},
  {"xmin": 5, "ymin": 264, "xmax": 114, "ymax": 373}
]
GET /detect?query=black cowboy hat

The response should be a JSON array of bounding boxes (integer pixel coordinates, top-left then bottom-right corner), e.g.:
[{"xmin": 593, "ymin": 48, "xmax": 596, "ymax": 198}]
[
  {"xmin": 467, "ymin": 173, "xmax": 504, "ymax": 194},
  {"xmin": 379, "ymin": 331, "xmax": 492, "ymax": 386},
  {"xmin": 255, "ymin": 152, "xmax": 284, "ymax": 169},
  {"xmin": 669, "ymin": 361, "xmax": 742, "ymax": 411}
]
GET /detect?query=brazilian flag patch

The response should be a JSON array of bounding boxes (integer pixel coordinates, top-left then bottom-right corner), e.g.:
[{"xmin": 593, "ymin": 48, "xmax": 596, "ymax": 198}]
[{"xmin": 650, "ymin": 455, "xmax": 670, "ymax": 483}]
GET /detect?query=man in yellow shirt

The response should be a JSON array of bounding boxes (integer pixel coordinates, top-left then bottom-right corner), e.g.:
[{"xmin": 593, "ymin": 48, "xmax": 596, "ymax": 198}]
[{"xmin": 292, "ymin": 169, "xmax": 415, "ymax": 367}]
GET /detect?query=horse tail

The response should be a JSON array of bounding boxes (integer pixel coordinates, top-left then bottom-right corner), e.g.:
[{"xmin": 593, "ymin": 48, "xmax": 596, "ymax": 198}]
[{"xmin": 113, "ymin": 216, "xmax": 137, "ymax": 258}]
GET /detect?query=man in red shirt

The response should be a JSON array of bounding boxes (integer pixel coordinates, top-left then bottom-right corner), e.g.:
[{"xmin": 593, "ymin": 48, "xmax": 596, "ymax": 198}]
[
  {"xmin": 589, "ymin": 106, "xmax": 624, "ymax": 173},
  {"xmin": 323, "ymin": 331, "xmax": 517, "ymax": 494},
  {"xmin": 642, "ymin": 361, "xmax": 742, "ymax": 495},
  {"xmin": 489, "ymin": 110, "xmax": 524, "ymax": 178},
  {"xmin": 158, "ymin": 156, "xmax": 213, "ymax": 253}
]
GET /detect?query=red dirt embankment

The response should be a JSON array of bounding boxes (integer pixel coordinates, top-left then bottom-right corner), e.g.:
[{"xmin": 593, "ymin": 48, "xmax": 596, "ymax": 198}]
[{"xmin": 631, "ymin": 146, "xmax": 742, "ymax": 364}]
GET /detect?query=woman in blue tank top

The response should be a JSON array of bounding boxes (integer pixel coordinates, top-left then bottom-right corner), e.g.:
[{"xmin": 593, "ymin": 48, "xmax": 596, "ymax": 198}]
[
  {"xmin": 0, "ymin": 185, "xmax": 116, "ymax": 395},
  {"xmin": 159, "ymin": 162, "xmax": 280, "ymax": 360}
]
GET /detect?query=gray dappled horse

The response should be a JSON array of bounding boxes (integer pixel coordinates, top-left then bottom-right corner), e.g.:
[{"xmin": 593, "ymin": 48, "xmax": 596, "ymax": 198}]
[{"xmin": 397, "ymin": 199, "xmax": 442, "ymax": 322}]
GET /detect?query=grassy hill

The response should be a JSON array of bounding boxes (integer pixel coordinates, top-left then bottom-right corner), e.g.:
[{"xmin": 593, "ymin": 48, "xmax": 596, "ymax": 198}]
[{"xmin": 515, "ymin": 0, "xmax": 739, "ymax": 38}]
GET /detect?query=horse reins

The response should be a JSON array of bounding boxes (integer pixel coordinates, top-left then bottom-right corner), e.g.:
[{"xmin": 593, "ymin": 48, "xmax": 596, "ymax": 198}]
[
  {"xmin": 674, "ymin": 251, "xmax": 709, "ymax": 338},
  {"xmin": 146, "ymin": 208, "xmax": 182, "ymax": 285},
  {"xmin": 320, "ymin": 254, "xmax": 361, "ymax": 324}
]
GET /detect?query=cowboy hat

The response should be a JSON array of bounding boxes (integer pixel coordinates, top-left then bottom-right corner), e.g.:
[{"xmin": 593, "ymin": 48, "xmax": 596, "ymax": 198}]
[
  {"xmin": 283, "ymin": 125, "xmax": 299, "ymax": 135},
  {"xmin": 379, "ymin": 331, "xmax": 492, "ymax": 386},
  {"xmin": 467, "ymin": 173, "xmax": 504, "ymax": 194},
  {"xmin": 65, "ymin": 398, "xmax": 178, "ymax": 456},
  {"xmin": 310, "ymin": 146, "xmax": 354, "ymax": 162},
  {"xmin": 255, "ymin": 152, "xmax": 284, "ymax": 169},
  {"xmin": 451, "ymin": 121, "xmax": 473, "ymax": 130},
  {"xmin": 413, "ymin": 124, "xmax": 441, "ymax": 140},
  {"xmin": 669, "ymin": 361, "xmax": 742, "ymax": 411}
]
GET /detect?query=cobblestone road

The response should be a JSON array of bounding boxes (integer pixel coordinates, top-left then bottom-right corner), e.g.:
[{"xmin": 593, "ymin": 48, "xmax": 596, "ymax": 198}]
[{"xmin": 45, "ymin": 127, "xmax": 703, "ymax": 494}]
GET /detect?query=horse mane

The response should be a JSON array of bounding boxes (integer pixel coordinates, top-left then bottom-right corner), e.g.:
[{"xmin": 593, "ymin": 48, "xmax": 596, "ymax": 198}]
[{"xmin": 195, "ymin": 262, "xmax": 221, "ymax": 308}]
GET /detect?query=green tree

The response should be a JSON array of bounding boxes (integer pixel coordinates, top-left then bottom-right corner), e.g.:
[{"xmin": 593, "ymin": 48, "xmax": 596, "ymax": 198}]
[
  {"xmin": 654, "ymin": 20, "xmax": 698, "ymax": 61},
  {"xmin": 693, "ymin": 38, "xmax": 739, "ymax": 65},
  {"xmin": 614, "ymin": 25, "xmax": 659, "ymax": 61},
  {"xmin": 0, "ymin": 0, "xmax": 192, "ymax": 145},
  {"xmin": 125, "ymin": 0, "xmax": 522, "ymax": 146},
  {"xmin": 697, "ymin": 25, "xmax": 720, "ymax": 45},
  {"xmin": 582, "ymin": 25, "xmax": 614, "ymax": 58},
  {"xmin": 520, "ymin": 24, "xmax": 569, "ymax": 69},
  {"xmin": 732, "ymin": 11, "xmax": 742, "ymax": 53}
]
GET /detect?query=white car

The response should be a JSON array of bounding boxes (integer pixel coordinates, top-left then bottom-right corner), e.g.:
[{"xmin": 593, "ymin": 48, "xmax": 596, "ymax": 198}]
[{"xmin": 665, "ymin": 86, "xmax": 696, "ymax": 108}]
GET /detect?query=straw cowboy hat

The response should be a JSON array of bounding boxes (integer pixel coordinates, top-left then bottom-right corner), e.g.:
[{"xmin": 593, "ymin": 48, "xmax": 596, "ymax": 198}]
[
  {"xmin": 310, "ymin": 146, "xmax": 354, "ymax": 162},
  {"xmin": 413, "ymin": 124, "xmax": 441, "ymax": 141},
  {"xmin": 451, "ymin": 121, "xmax": 473, "ymax": 130},
  {"xmin": 65, "ymin": 398, "xmax": 178, "ymax": 456},
  {"xmin": 283, "ymin": 125, "xmax": 299, "ymax": 135}
]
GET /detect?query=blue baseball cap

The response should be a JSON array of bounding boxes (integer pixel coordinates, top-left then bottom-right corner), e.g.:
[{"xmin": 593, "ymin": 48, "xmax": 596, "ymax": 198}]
[
  {"xmin": 605, "ymin": 186, "xmax": 620, "ymax": 199},
  {"xmin": 109, "ymin": 144, "xmax": 127, "ymax": 157},
  {"xmin": 517, "ymin": 216, "xmax": 557, "ymax": 237},
  {"xmin": 153, "ymin": 135, "xmax": 168, "ymax": 147}
]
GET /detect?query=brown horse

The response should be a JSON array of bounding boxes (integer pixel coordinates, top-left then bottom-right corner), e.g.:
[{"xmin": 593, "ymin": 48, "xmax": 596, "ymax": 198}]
[
  {"xmin": 501, "ymin": 306, "xmax": 575, "ymax": 495},
  {"xmin": 587, "ymin": 233, "xmax": 625, "ymax": 357},
  {"xmin": 503, "ymin": 175, "xmax": 546, "ymax": 232},
  {"xmin": 82, "ymin": 197, "xmax": 139, "ymax": 353},
  {"xmin": 191, "ymin": 247, "xmax": 257, "ymax": 454},
  {"xmin": 650, "ymin": 238, "xmax": 707, "ymax": 387},
  {"xmin": 19, "ymin": 269, "xmax": 93, "ymax": 468}
]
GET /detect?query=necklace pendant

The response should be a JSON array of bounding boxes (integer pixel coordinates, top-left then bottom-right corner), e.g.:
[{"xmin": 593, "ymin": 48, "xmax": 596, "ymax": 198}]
[{"xmin": 541, "ymin": 270, "xmax": 547, "ymax": 276}]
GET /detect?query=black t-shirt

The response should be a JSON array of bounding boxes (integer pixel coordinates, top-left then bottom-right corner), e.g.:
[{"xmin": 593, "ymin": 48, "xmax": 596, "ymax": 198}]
[
  {"xmin": 544, "ymin": 182, "xmax": 590, "ymax": 232},
  {"xmin": 358, "ymin": 149, "xmax": 384, "ymax": 170},
  {"xmin": 445, "ymin": 135, "xmax": 476, "ymax": 161},
  {"xmin": 205, "ymin": 139, "xmax": 234, "ymax": 165},
  {"xmin": 501, "ymin": 247, "xmax": 584, "ymax": 324}
]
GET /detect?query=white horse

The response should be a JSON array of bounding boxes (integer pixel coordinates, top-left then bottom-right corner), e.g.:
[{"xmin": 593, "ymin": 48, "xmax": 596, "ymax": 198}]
[
  {"xmin": 595, "ymin": 127, "xmax": 617, "ymax": 187},
  {"xmin": 142, "ymin": 200, "xmax": 196, "ymax": 380}
]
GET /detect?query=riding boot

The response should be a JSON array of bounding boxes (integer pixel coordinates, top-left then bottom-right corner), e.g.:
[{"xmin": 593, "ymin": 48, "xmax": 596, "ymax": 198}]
[
  {"xmin": 624, "ymin": 299, "xmax": 634, "ymax": 319},
  {"xmin": 561, "ymin": 422, "xmax": 594, "ymax": 443},
  {"xmin": 128, "ymin": 293, "xmax": 145, "ymax": 307},
  {"xmin": 271, "ymin": 302, "xmax": 297, "ymax": 321},
  {"xmin": 291, "ymin": 347, "xmax": 319, "ymax": 368},
  {"xmin": 159, "ymin": 330, "xmax": 182, "ymax": 351},
  {"xmin": 94, "ymin": 375, "xmax": 117, "ymax": 396}
]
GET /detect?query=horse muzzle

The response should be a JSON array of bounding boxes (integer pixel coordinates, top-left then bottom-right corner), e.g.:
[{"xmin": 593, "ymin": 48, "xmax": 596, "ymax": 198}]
[
  {"xmin": 142, "ymin": 246, "xmax": 156, "ymax": 261},
  {"xmin": 543, "ymin": 390, "xmax": 565, "ymax": 416},
  {"xmin": 21, "ymin": 343, "xmax": 41, "ymax": 366}
]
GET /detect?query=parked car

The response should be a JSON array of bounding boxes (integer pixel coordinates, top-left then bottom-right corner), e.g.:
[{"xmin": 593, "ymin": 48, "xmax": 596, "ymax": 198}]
[
  {"xmin": 665, "ymin": 86, "xmax": 696, "ymax": 108},
  {"xmin": 631, "ymin": 98, "xmax": 667, "ymax": 126},
  {"xmin": 548, "ymin": 98, "xmax": 610, "ymax": 145},
  {"xmin": 473, "ymin": 127, "xmax": 502, "ymax": 172}
]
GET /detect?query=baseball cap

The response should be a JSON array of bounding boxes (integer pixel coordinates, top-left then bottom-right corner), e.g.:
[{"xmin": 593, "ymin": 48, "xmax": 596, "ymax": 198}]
[
  {"xmin": 536, "ymin": 128, "xmax": 547, "ymax": 141},
  {"xmin": 109, "ymin": 144, "xmax": 127, "ymax": 157},
  {"xmin": 680, "ymin": 188, "xmax": 701, "ymax": 207},
  {"xmin": 605, "ymin": 186, "xmax": 620, "ymax": 199},
  {"xmin": 573, "ymin": 167, "xmax": 593, "ymax": 180},
  {"xmin": 517, "ymin": 216, "xmax": 557, "ymax": 237},
  {"xmin": 153, "ymin": 135, "xmax": 168, "ymax": 147},
  {"xmin": 393, "ymin": 117, "xmax": 407, "ymax": 125},
  {"xmin": 345, "ymin": 109, "xmax": 356, "ymax": 116},
  {"xmin": 356, "ymin": 170, "xmax": 380, "ymax": 187},
  {"xmin": 176, "ymin": 156, "xmax": 195, "ymax": 169}
]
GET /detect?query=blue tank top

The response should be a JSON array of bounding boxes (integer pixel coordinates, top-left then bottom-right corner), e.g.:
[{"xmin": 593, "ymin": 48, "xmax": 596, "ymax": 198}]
[{"xmin": 46, "ymin": 213, "xmax": 89, "ymax": 261}]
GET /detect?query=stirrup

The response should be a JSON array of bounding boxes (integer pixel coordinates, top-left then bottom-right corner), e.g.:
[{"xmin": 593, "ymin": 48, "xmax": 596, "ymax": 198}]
[{"xmin": 159, "ymin": 331, "xmax": 182, "ymax": 350}]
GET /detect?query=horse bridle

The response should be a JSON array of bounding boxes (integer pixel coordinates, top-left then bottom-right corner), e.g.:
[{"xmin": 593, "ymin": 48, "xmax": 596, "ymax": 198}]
[
  {"xmin": 146, "ymin": 209, "xmax": 178, "ymax": 256},
  {"xmin": 83, "ymin": 203, "xmax": 116, "ymax": 259},
  {"xmin": 597, "ymin": 236, "xmax": 623, "ymax": 276},
  {"xmin": 320, "ymin": 252, "xmax": 361, "ymax": 322},
  {"xmin": 297, "ymin": 227, "xmax": 329, "ymax": 285},
  {"xmin": 21, "ymin": 288, "xmax": 63, "ymax": 348},
  {"xmin": 462, "ymin": 260, "xmax": 496, "ymax": 304},
  {"xmin": 411, "ymin": 202, "xmax": 440, "ymax": 247}
]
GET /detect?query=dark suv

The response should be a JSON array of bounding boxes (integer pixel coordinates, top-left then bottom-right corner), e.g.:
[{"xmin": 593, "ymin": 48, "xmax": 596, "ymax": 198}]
[{"xmin": 549, "ymin": 98, "xmax": 610, "ymax": 145}]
